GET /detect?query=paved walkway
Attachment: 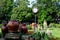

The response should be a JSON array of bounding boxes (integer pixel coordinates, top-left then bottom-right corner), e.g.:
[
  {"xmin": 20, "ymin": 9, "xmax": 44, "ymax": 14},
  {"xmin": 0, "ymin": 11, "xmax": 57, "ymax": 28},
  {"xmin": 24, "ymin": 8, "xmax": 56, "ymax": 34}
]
[{"xmin": 0, "ymin": 38, "xmax": 4, "ymax": 40}]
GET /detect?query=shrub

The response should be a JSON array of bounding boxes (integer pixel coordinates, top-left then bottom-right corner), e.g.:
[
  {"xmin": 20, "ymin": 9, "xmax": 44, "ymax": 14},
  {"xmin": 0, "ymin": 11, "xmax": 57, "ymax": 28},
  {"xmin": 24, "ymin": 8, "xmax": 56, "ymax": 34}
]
[
  {"xmin": 49, "ymin": 23, "xmax": 56, "ymax": 28},
  {"xmin": 56, "ymin": 24, "xmax": 60, "ymax": 28},
  {"xmin": 26, "ymin": 25, "xmax": 32, "ymax": 30},
  {"xmin": 49, "ymin": 23, "xmax": 60, "ymax": 28},
  {"xmin": 0, "ymin": 24, "xmax": 2, "ymax": 28},
  {"xmin": 0, "ymin": 28, "xmax": 2, "ymax": 38}
]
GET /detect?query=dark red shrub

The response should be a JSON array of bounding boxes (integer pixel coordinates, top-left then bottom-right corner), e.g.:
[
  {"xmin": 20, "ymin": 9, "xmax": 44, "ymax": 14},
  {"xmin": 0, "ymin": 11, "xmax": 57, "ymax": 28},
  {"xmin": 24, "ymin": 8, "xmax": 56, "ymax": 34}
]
[
  {"xmin": 2, "ymin": 21, "xmax": 8, "ymax": 37},
  {"xmin": 19, "ymin": 23, "xmax": 28, "ymax": 33},
  {"xmin": 7, "ymin": 20, "xmax": 19, "ymax": 32}
]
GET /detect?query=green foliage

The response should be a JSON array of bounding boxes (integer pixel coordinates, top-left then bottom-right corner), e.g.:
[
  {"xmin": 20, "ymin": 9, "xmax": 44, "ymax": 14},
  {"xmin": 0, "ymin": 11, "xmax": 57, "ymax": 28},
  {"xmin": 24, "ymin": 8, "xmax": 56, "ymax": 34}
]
[
  {"xmin": 0, "ymin": 0, "xmax": 13, "ymax": 22},
  {"xmin": 0, "ymin": 24, "xmax": 2, "ymax": 28},
  {"xmin": 38, "ymin": 10, "xmax": 47, "ymax": 24},
  {"xmin": 55, "ymin": 24, "xmax": 60, "ymax": 28},
  {"xmin": 57, "ymin": 11, "xmax": 60, "ymax": 16},
  {"xmin": 11, "ymin": 0, "xmax": 33, "ymax": 22},
  {"xmin": 0, "ymin": 28, "xmax": 2, "ymax": 38},
  {"xmin": 26, "ymin": 25, "xmax": 32, "ymax": 30},
  {"xmin": 31, "ymin": 32, "xmax": 41, "ymax": 40},
  {"xmin": 49, "ymin": 23, "xmax": 60, "ymax": 28},
  {"xmin": 11, "ymin": 13, "xmax": 18, "ymax": 20},
  {"xmin": 49, "ymin": 23, "xmax": 56, "ymax": 28},
  {"xmin": 36, "ymin": 0, "xmax": 60, "ymax": 24},
  {"xmin": 31, "ymin": 32, "xmax": 49, "ymax": 40},
  {"xmin": 0, "ymin": 0, "xmax": 60, "ymax": 24},
  {"xmin": 47, "ymin": 16, "xmax": 53, "ymax": 22}
]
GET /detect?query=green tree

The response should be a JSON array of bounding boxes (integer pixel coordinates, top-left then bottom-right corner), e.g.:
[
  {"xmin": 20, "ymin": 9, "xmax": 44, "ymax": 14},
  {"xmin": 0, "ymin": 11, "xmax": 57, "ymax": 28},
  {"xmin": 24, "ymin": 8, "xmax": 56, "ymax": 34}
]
[
  {"xmin": 35, "ymin": 0, "xmax": 59, "ymax": 25},
  {"xmin": 0, "ymin": 0, "xmax": 13, "ymax": 22},
  {"xmin": 11, "ymin": 0, "xmax": 33, "ymax": 23},
  {"xmin": 3, "ymin": 0, "xmax": 13, "ymax": 21},
  {"xmin": 0, "ymin": 0, "xmax": 4, "ymax": 22}
]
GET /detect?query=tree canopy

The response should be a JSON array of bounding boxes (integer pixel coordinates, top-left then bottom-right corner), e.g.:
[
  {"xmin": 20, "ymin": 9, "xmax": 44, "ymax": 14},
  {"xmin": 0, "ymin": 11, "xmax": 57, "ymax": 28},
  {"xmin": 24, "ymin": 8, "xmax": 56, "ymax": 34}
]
[{"xmin": 0, "ymin": 0, "xmax": 60, "ymax": 24}]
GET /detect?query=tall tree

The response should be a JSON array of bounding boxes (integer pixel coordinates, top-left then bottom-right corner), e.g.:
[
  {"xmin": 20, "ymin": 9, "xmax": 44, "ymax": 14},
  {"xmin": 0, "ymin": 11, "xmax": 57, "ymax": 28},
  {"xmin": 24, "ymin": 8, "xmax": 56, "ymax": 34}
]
[
  {"xmin": 11, "ymin": 0, "xmax": 33, "ymax": 23},
  {"xmin": 3, "ymin": 0, "xmax": 14, "ymax": 21},
  {"xmin": 0, "ymin": 0, "xmax": 13, "ymax": 22},
  {"xmin": 0, "ymin": 0, "xmax": 5, "ymax": 22},
  {"xmin": 35, "ymin": 0, "xmax": 60, "ymax": 25}
]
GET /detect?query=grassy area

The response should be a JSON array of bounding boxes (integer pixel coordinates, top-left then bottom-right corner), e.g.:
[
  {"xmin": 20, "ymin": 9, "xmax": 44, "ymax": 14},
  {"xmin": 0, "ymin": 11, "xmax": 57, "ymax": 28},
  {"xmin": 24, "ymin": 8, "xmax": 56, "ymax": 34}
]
[
  {"xmin": 51, "ymin": 28, "xmax": 60, "ymax": 38},
  {"xmin": 28, "ymin": 28, "xmax": 60, "ymax": 38},
  {"xmin": 49, "ymin": 28, "xmax": 60, "ymax": 40}
]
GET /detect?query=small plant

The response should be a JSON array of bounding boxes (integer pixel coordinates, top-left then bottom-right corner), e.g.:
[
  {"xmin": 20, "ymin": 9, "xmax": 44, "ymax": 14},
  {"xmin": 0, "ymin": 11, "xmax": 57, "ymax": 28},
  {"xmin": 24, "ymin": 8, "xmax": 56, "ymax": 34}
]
[{"xmin": 26, "ymin": 25, "xmax": 32, "ymax": 30}]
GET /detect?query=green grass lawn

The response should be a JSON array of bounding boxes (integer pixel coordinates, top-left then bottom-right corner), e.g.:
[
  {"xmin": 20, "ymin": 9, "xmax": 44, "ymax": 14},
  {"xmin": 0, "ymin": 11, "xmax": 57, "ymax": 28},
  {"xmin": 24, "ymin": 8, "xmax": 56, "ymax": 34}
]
[{"xmin": 51, "ymin": 28, "xmax": 60, "ymax": 38}]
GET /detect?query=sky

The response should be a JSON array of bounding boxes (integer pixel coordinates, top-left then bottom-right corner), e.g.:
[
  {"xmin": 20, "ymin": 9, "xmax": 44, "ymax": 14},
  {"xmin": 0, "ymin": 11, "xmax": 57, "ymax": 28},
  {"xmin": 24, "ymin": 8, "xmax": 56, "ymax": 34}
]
[
  {"xmin": 28, "ymin": 0, "xmax": 36, "ymax": 7},
  {"xmin": 14, "ymin": 0, "xmax": 36, "ymax": 7}
]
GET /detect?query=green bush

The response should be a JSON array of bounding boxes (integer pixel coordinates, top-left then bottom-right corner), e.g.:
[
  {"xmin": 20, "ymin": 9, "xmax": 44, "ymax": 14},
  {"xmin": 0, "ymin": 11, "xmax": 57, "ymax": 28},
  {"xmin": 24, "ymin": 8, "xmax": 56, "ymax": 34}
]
[
  {"xmin": 49, "ymin": 23, "xmax": 60, "ymax": 28},
  {"xmin": 0, "ymin": 24, "xmax": 2, "ymax": 38},
  {"xmin": 49, "ymin": 23, "xmax": 56, "ymax": 28},
  {"xmin": 56, "ymin": 24, "xmax": 60, "ymax": 28},
  {"xmin": 0, "ymin": 28, "xmax": 2, "ymax": 38},
  {"xmin": 0, "ymin": 24, "xmax": 2, "ymax": 28},
  {"xmin": 26, "ymin": 25, "xmax": 32, "ymax": 30}
]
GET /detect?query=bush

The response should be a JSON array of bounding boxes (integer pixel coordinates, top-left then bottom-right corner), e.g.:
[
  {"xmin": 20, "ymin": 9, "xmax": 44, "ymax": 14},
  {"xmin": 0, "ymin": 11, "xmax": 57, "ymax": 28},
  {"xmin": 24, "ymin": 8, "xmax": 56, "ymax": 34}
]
[
  {"xmin": 0, "ymin": 24, "xmax": 2, "ymax": 28},
  {"xmin": 26, "ymin": 25, "xmax": 32, "ymax": 30},
  {"xmin": 0, "ymin": 28, "xmax": 2, "ymax": 38},
  {"xmin": 56, "ymin": 24, "xmax": 60, "ymax": 28},
  {"xmin": 0, "ymin": 24, "xmax": 2, "ymax": 38},
  {"xmin": 49, "ymin": 23, "xmax": 56, "ymax": 28},
  {"xmin": 49, "ymin": 23, "xmax": 60, "ymax": 28}
]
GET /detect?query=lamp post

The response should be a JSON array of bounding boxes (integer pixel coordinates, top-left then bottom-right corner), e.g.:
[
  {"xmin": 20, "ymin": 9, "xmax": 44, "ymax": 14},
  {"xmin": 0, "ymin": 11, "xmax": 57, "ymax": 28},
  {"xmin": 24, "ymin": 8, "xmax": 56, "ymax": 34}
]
[{"xmin": 32, "ymin": 7, "xmax": 38, "ymax": 33}]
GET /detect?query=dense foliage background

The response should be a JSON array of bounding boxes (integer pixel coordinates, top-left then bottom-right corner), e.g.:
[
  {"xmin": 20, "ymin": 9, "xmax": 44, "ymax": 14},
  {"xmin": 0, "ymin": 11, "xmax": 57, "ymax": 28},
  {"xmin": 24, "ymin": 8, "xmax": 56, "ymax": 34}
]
[{"xmin": 0, "ymin": 0, "xmax": 60, "ymax": 25}]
